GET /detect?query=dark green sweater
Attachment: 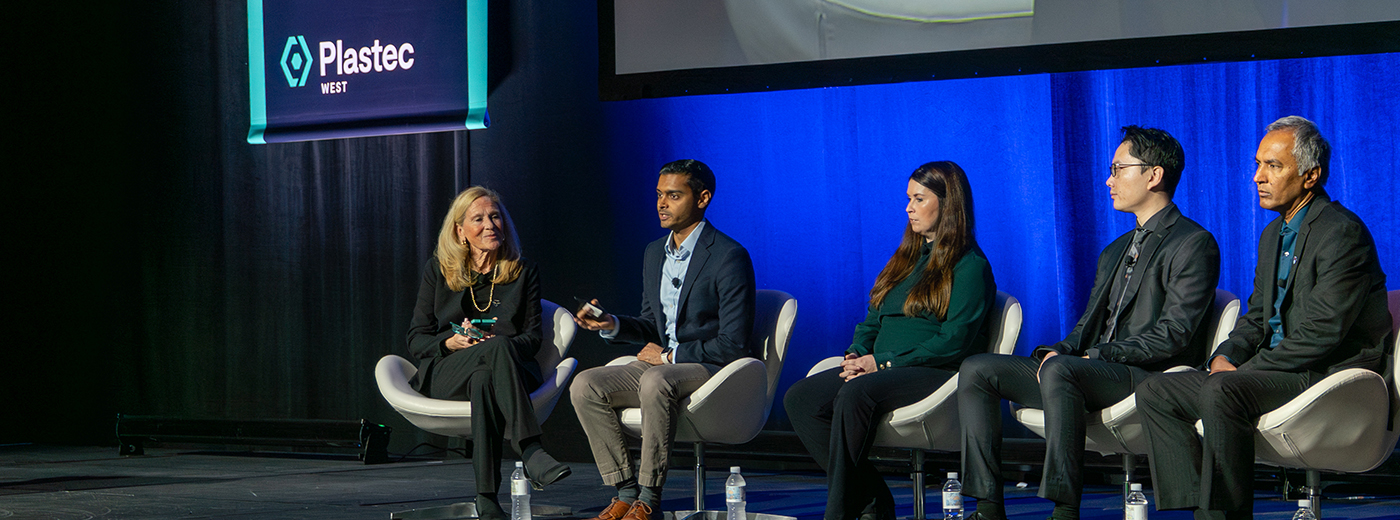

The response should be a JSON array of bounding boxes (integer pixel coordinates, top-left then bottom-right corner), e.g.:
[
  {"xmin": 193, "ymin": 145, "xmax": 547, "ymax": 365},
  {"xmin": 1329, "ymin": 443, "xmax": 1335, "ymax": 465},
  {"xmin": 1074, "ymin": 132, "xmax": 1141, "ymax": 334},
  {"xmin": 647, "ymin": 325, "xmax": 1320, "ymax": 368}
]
[{"xmin": 847, "ymin": 244, "xmax": 996, "ymax": 371}]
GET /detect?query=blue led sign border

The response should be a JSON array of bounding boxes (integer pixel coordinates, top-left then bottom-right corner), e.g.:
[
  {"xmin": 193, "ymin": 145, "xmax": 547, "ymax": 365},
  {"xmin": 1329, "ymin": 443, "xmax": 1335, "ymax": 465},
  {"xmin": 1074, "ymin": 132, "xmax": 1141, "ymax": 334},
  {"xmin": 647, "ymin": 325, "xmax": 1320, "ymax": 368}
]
[
  {"xmin": 247, "ymin": 0, "xmax": 268, "ymax": 144},
  {"xmin": 465, "ymin": 0, "xmax": 489, "ymax": 129}
]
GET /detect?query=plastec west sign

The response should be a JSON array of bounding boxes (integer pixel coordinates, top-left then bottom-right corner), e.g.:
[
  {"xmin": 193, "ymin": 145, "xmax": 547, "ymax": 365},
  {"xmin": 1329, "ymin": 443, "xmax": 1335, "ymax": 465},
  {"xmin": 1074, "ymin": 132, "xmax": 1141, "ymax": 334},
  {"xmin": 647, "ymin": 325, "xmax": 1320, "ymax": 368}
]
[{"xmin": 247, "ymin": 0, "xmax": 487, "ymax": 144}]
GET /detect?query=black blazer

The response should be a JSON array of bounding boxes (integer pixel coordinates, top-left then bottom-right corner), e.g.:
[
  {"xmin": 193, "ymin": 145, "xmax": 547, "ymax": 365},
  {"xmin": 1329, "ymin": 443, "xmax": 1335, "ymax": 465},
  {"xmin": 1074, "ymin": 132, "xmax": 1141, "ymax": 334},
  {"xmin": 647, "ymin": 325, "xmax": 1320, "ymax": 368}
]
[
  {"xmin": 1039, "ymin": 205, "xmax": 1221, "ymax": 372},
  {"xmin": 1215, "ymin": 194, "xmax": 1390, "ymax": 376},
  {"xmin": 405, "ymin": 257, "xmax": 543, "ymax": 391},
  {"xmin": 611, "ymin": 222, "xmax": 757, "ymax": 366}
]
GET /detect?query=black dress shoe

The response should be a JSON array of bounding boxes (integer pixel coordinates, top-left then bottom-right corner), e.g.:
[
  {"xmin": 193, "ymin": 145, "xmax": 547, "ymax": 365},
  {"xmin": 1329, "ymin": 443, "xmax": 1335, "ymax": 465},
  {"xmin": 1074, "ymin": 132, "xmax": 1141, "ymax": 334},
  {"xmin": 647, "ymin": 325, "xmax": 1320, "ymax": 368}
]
[
  {"xmin": 476, "ymin": 494, "xmax": 508, "ymax": 520},
  {"xmin": 966, "ymin": 511, "xmax": 1008, "ymax": 520},
  {"xmin": 854, "ymin": 496, "xmax": 895, "ymax": 520},
  {"xmin": 523, "ymin": 451, "xmax": 572, "ymax": 491}
]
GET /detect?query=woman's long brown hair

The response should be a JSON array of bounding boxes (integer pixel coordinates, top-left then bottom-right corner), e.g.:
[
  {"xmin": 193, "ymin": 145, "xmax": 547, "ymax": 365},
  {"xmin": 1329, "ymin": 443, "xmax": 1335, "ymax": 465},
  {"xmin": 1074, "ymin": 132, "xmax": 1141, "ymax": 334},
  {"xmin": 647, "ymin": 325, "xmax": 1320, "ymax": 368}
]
[{"xmin": 868, "ymin": 161, "xmax": 975, "ymax": 319}]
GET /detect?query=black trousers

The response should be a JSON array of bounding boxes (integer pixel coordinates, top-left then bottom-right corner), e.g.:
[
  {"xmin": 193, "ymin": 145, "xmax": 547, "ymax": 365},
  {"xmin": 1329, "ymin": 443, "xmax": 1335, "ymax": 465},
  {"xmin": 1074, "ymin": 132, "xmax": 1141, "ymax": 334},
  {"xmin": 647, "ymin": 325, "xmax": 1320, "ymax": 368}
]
[
  {"xmin": 1137, "ymin": 369, "xmax": 1313, "ymax": 514},
  {"xmin": 958, "ymin": 353, "xmax": 1149, "ymax": 506},
  {"xmin": 785, "ymin": 366, "xmax": 954, "ymax": 520},
  {"xmin": 424, "ymin": 338, "xmax": 543, "ymax": 494}
]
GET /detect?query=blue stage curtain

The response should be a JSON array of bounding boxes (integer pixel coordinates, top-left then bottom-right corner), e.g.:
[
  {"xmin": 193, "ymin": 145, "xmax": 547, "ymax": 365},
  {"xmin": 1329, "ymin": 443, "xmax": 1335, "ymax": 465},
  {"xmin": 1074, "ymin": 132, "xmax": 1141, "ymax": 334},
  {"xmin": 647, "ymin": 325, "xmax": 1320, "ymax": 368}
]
[{"xmin": 601, "ymin": 53, "xmax": 1399, "ymax": 425}]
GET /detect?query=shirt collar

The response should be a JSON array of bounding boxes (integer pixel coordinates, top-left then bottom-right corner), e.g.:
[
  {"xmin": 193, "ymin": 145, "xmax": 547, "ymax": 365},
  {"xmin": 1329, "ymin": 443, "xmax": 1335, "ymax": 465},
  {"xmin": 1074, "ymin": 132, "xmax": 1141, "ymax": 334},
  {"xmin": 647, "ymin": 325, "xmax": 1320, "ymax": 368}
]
[
  {"xmin": 1138, "ymin": 203, "xmax": 1173, "ymax": 234},
  {"xmin": 920, "ymin": 239, "xmax": 935, "ymax": 255},
  {"xmin": 1281, "ymin": 201, "xmax": 1311, "ymax": 236},
  {"xmin": 666, "ymin": 220, "xmax": 706, "ymax": 261}
]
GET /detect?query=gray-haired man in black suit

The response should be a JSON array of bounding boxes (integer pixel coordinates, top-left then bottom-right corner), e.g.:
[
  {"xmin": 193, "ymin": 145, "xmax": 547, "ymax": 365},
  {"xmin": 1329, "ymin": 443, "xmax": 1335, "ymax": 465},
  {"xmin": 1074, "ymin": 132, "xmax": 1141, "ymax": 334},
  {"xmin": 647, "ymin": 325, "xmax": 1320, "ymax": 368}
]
[{"xmin": 1137, "ymin": 116, "xmax": 1391, "ymax": 520}]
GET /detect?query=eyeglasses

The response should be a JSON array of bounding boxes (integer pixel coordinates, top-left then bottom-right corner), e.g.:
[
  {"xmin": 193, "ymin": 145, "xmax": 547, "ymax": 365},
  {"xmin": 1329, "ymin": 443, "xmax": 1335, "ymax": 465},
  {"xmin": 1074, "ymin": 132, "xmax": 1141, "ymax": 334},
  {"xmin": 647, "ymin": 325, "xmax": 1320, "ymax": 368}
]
[{"xmin": 1109, "ymin": 163, "xmax": 1155, "ymax": 178}]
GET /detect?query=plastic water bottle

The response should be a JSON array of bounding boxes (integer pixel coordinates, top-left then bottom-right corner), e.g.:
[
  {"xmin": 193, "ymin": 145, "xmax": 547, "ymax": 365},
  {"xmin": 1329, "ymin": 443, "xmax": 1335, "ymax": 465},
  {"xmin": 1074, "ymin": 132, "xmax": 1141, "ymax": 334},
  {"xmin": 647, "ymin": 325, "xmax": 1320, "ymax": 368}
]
[
  {"xmin": 1124, "ymin": 483, "xmax": 1148, "ymax": 520},
  {"xmin": 942, "ymin": 472, "xmax": 963, "ymax": 520},
  {"xmin": 726, "ymin": 466, "xmax": 747, "ymax": 520},
  {"xmin": 1291, "ymin": 499, "xmax": 1316, "ymax": 520},
  {"xmin": 511, "ymin": 461, "xmax": 532, "ymax": 520}
]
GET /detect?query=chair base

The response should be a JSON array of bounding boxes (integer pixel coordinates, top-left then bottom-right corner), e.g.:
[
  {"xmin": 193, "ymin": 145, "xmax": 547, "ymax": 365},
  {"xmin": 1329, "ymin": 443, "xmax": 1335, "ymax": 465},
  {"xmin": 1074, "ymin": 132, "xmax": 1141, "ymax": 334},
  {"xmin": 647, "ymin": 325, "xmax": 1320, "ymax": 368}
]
[
  {"xmin": 389, "ymin": 502, "xmax": 572, "ymax": 520},
  {"xmin": 667, "ymin": 511, "xmax": 797, "ymax": 520}
]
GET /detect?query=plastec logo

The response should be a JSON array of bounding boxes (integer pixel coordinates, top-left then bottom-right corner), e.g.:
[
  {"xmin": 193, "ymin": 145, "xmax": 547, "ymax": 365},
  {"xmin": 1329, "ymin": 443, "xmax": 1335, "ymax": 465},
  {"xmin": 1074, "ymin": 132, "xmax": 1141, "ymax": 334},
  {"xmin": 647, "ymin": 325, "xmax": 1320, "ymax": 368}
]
[{"xmin": 280, "ymin": 36, "xmax": 313, "ymax": 87}]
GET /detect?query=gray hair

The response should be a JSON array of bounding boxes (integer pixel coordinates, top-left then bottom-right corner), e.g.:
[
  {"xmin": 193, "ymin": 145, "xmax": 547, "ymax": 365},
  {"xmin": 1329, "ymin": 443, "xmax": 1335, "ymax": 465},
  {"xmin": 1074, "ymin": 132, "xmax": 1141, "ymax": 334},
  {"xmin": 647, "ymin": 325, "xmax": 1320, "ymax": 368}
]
[{"xmin": 1266, "ymin": 116, "xmax": 1331, "ymax": 185}]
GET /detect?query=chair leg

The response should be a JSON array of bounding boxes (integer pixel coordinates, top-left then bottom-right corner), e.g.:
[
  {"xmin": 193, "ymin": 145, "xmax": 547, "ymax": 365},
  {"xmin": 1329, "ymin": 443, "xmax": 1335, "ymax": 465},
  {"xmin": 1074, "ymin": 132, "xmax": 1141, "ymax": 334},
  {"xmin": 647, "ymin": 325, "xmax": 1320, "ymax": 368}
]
[
  {"xmin": 695, "ymin": 442, "xmax": 707, "ymax": 512},
  {"xmin": 1121, "ymin": 454, "xmax": 1137, "ymax": 505},
  {"xmin": 911, "ymin": 449, "xmax": 926, "ymax": 520},
  {"xmin": 1307, "ymin": 469, "xmax": 1322, "ymax": 519}
]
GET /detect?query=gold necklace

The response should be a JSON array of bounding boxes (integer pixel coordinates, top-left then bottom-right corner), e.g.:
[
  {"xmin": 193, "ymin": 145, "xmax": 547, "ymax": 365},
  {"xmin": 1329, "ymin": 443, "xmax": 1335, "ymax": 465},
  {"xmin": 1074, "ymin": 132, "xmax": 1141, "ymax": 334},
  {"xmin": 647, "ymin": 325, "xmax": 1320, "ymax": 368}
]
[{"xmin": 468, "ymin": 263, "xmax": 497, "ymax": 312}]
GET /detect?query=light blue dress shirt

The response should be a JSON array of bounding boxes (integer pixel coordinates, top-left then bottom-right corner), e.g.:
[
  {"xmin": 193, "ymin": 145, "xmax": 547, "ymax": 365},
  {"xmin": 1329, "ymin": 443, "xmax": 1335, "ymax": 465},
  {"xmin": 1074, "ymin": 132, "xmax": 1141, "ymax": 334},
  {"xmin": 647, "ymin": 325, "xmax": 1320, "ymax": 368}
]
[{"xmin": 601, "ymin": 221, "xmax": 706, "ymax": 364}]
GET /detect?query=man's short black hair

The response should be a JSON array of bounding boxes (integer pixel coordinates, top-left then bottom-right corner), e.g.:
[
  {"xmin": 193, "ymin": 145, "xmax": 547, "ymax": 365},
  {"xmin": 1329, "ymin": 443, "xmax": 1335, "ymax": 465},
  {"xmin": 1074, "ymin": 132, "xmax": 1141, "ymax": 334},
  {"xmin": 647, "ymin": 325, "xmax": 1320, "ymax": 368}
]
[
  {"xmin": 1120, "ymin": 125, "xmax": 1186, "ymax": 196},
  {"xmin": 659, "ymin": 159, "xmax": 715, "ymax": 196}
]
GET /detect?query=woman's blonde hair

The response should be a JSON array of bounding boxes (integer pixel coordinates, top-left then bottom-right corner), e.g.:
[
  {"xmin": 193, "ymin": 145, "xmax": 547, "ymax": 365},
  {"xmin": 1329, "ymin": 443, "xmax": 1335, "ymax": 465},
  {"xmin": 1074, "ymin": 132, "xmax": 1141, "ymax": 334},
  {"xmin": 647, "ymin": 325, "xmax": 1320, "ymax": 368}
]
[{"xmin": 435, "ymin": 186, "xmax": 523, "ymax": 291}]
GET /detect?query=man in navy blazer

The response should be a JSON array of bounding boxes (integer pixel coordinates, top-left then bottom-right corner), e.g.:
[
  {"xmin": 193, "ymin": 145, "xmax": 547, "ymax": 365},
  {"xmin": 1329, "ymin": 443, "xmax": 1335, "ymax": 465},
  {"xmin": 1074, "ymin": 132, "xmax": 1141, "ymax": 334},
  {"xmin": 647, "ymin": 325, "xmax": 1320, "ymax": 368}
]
[
  {"xmin": 1137, "ymin": 116, "xmax": 1391, "ymax": 520},
  {"xmin": 571, "ymin": 159, "xmax": 757, "ymax": 520}
]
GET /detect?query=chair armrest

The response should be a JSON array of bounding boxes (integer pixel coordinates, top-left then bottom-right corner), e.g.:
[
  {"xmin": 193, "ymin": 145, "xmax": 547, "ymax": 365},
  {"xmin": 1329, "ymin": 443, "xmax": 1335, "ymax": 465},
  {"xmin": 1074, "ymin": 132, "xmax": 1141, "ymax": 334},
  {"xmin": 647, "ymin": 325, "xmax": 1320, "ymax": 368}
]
[
  {"xmin": 685, "ymin": 358, "xmax": 767, "ymax": 414},
  {"xmin": 376, "ymin": 355, "xmax": 473, "ymax": 418},
  {"xmin": 530, "ymin": 357, "xmax": 578, "ymax": 422},
  {"xmin": 675, "ymin": 357, "xmax": 770, "ymax": 445},
  {"xmin": 376, "ymin": 355, "xmax": 418, "ymax": 396},
  {"xmin": 1095, "ymin": 366, "xmax": 1193, "ymax": 424},
  {"xmin": 886, "ymin": 374, "xmax": 959, "ymax": 427},
  {"xmin": 806, "ymin": 356, "xmax": 844, "ymax": 377},
  {"xmin": 1251, "ymin": 368, "xmax": 1393, "ymax": 472},
  {"xmin": 607, "ymin": 356, "xmax": 638, "ymax": 367},
  {"xmin": 530, "ymin": 357, "xmax": 579, "ymax": 403},
  {"xmin": 1256, "ymin": 368, "xmax": 1386, "ymax": 431}
]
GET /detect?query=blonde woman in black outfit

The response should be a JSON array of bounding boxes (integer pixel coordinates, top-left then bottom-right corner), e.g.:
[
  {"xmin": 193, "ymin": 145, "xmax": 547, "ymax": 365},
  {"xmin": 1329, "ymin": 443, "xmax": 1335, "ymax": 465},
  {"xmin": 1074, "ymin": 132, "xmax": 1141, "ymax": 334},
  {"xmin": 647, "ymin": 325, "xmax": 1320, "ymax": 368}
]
[{"xmin": 406, "ymin": 186, "xmax": 570, "ymax": 520}]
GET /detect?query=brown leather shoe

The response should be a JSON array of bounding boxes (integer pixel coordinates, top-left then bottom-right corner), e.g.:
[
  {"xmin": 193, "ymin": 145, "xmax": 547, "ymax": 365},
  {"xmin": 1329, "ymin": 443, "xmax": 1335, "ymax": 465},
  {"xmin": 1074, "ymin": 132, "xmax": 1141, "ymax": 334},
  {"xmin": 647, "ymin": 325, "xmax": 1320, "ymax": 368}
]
[
  {"xmin": 587, "ymin": 498, "xmax": 634, "ymax": 520},
  {"xmin": 620, "ymin": 501, "xmax": 654, "ymax": 520}
]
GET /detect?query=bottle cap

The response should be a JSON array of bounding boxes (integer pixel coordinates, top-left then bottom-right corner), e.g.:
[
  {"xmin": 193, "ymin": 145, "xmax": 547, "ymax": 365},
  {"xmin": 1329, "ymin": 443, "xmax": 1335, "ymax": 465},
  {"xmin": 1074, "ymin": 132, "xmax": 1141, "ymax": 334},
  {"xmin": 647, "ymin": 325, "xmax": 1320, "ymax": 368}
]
[
  {"xmin": 947, "ymin": 472, "xmax": 958, "ymax": 479},
  {"xmin": 516, "ymin": 461, "xmax": 524, "ymax": 467},
  {"xmin": 1130, "ymin": 483, "xmax": 1143, "ymax": 491},
  {"xmin": 731, "ymin": 466, "xmax": 741, "ymax": 473},
  {"xmin": 1299, "ymin": 499, "xmax": 1311, "ymax": 507}
]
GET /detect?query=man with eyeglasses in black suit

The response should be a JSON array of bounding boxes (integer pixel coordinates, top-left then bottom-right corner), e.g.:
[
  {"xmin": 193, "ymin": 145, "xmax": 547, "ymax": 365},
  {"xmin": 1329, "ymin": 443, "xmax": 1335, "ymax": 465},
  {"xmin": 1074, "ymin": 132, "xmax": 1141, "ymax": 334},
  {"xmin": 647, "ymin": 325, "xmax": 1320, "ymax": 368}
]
[{"xmin": 958, "ymin": 126, "xmax": 1221, "ymax": 520}]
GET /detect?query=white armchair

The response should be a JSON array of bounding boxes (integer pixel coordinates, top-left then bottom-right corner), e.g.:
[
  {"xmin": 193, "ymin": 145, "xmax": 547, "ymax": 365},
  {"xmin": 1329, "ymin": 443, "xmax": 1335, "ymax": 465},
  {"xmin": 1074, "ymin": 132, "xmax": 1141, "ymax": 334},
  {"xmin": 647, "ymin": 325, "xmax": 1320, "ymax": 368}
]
[
  {"xmin": 802, "ymin": 290, "xmax": 1022, "ymax": 519},
  {"xmin": 1240, "ymin": 289, "xmax": 1400, "ymax": 518},
  {"xmin": 377, "ymin": 299, "xmax": 580, "ymax": 436},
  {"xmin": 374, "ymin": 300, "xmax": 580, "ymax": 519},
  {"xmin": 606, "ymin": 289, "xmax": 798, "ymax": 512},
  {"xmin": 1012, "ymin": 288, "xmax": 1239, "ymax": 498}
]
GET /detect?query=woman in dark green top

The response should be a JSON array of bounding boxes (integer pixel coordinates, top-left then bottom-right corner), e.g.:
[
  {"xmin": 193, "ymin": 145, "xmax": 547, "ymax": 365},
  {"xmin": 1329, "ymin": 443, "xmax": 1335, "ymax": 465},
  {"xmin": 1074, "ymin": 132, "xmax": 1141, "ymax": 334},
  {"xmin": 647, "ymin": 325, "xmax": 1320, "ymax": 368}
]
[{"xmin": 785, "ymin": 161, "xmax": 997, "ymax": 520}]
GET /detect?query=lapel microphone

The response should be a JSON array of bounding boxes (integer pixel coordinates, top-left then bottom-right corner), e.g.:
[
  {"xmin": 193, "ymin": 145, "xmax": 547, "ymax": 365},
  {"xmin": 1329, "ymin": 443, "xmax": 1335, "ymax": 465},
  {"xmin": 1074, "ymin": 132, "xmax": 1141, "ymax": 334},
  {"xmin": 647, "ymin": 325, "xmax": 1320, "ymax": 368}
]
[{"xmin": 671, "ymin": 277, "xmax": 681, "ymax": 288}]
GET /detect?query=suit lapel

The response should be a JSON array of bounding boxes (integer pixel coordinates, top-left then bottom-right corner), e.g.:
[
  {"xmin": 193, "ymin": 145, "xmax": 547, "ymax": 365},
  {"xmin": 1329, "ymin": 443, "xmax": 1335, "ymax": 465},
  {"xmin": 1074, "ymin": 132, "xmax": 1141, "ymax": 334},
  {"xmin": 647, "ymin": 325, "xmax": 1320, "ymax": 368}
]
[
  {"xmin": 644, "ymin": 238, "xmax": 666, "ymax": 330},
  {"xmin": 441, "ymin": 266, "xmax": 467, "ymax": 328},
  {"xmin": 1259, "ymin": 217, "xmax": 1283, "ymax": 327},
  {"xmin": 677, "ymin": 225, "xmax": 715, "ymax": 317},
  {"xmin": 1113, "ymin": 208, "xmax": 1178, "ymax": 320},
  {"xmin": 1284, "ymin": 198, "xmax": 1328, "ymax": 292},
  {"xmin": 1079, "ymin": 233, "xmax": 1130, "ymax": 349}
]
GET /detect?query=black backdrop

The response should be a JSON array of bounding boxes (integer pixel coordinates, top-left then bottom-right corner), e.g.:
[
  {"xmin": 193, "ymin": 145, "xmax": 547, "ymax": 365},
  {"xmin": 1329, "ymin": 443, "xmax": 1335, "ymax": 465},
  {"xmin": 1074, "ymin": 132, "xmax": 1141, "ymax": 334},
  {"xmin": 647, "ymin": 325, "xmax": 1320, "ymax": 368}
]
[{"xmin": 8, "ymin": 0, "xmax": 630, "ymax": 461}]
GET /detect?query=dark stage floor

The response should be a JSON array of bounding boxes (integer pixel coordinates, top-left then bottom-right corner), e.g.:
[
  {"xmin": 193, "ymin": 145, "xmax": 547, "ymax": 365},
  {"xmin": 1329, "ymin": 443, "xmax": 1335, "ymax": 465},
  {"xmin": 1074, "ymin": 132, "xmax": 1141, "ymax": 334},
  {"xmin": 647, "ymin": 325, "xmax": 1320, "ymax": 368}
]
[{"xmin": 2, "ymin": 445, "xmax": 1397, "ymax": 519}]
